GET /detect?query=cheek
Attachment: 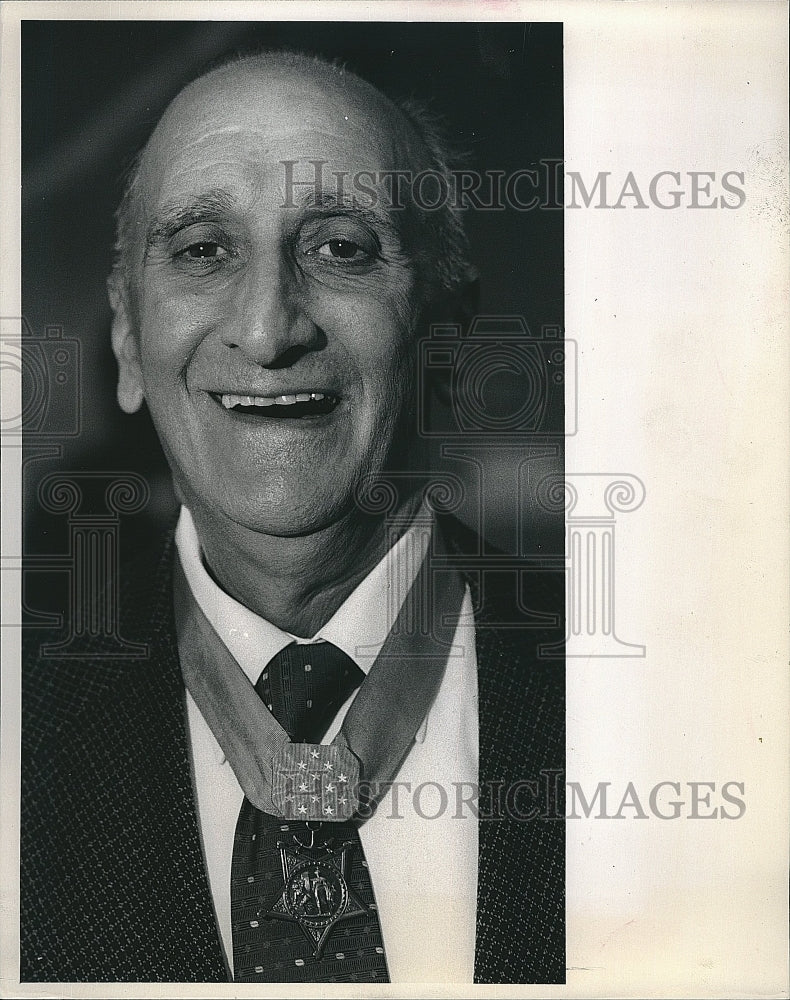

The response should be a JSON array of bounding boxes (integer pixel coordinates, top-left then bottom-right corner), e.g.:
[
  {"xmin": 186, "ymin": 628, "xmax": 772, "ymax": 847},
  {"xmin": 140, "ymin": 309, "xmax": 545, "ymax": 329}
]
[
  {"xmin": 308, "ymin": 281, "xmax": 420, "ymax": 383},
  {"xmin": 137, "ymin": 285, "xmax": 213, "ymax": 379}
]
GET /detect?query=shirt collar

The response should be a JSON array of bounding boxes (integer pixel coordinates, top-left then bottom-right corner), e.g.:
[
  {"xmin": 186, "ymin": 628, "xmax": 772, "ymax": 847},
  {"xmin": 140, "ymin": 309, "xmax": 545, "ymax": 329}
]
[{"xmin": 174, "ymin": 505, "xmax": 432, "ymax": 688}]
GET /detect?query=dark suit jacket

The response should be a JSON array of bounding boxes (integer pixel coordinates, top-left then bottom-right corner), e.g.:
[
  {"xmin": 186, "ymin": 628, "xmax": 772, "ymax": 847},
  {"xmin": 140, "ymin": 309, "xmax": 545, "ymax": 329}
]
[{"xmin": 21, "ymin": 515, "xmax": 565, "ymax": 983}]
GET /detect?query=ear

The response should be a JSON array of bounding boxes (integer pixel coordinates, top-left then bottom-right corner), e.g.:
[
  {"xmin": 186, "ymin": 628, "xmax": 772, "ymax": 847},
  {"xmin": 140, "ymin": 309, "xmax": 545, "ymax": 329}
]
[
  {"xmin": 422, "ymin": 267, "xmax": 481, "ymax": 329},
  {"xmin": 107, "ymin": 273, "xmax": 144, "ymax": 414},
  {"xmin": 422, "ymin": 268, "xmax": 481, "ymax": 407},
  {"xmin": 454, "ymin": 266, "xmax": 481, "ymax": 327}
]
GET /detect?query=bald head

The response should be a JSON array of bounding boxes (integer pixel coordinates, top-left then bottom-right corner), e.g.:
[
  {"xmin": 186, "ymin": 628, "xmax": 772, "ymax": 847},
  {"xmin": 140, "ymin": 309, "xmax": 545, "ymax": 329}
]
[
  {"xmin": 112, "ymin": 51, "xmax": 472, "ymax": 311},
  {"xmin": 149, "ymin": 52, "xmax": 419, "ymax": 167}
]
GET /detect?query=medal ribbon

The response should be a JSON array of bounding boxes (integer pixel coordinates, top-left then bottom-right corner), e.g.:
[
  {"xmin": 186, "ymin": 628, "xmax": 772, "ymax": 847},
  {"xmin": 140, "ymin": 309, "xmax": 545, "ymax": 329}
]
[{"xmin": 173, "ymin": 525, "xmax": 464, "ymax": 821}]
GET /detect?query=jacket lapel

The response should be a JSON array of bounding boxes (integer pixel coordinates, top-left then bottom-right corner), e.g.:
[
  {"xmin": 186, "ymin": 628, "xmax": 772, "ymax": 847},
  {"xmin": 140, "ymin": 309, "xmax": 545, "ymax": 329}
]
[
  {"xmin": 440, "ymin": 516, "xmax": 566, "ymax": 984},
  {"xmin": 23, "ymin": 529, "xmax": 228, "ymax": 982},
  {"xmin": 473, "ymin": 613, "xmax": 566, "ymax": 983}
]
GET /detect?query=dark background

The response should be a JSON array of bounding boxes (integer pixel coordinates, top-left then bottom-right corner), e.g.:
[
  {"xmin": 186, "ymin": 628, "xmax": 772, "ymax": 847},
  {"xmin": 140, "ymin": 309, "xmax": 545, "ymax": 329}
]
[{"xmin": 21, "ymin": 21, "xmax": 564, "ymax": 584}]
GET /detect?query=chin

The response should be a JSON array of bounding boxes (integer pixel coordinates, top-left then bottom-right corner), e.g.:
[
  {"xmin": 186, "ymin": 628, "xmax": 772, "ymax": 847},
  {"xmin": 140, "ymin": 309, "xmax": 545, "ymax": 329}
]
[
  {"xmin": 201, "ymin": 476, "xmax": 361, "ymax": 539},
  {"xmin": 172, "ymin": 435, "xmax": 396, "ymax": 538}
]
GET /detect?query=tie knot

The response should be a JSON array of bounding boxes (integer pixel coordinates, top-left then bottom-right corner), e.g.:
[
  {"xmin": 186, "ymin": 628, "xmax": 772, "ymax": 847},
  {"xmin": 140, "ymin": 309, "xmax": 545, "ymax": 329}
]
[{"xmin": 255, "ymin": 641, "xmax": 364, "ymax": 744}]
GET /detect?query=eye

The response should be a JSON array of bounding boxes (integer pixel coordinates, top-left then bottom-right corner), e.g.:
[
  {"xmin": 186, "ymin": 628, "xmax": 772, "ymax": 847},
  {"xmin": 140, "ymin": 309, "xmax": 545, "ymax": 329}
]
[
  {"xmin": 181, "ymin": 242, "xmax": 228, "ymax": 260},
  {"xmin": 314, "ymin": 239, "xmax": 371, "ymax": 262}
]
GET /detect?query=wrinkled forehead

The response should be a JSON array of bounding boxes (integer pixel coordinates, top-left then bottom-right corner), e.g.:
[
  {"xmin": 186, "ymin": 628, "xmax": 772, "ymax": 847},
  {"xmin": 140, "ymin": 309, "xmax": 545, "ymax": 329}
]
[{"xmin": 138, "ymin": 61, "xmax": 424, "ymax": 210}]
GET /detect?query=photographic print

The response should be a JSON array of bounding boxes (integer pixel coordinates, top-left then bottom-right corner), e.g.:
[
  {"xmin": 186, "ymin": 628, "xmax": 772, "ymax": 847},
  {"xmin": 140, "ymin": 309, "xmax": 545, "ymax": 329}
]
[{"xmin": 1, "ymin": 2, "xmax": 787, "ymax": 997}]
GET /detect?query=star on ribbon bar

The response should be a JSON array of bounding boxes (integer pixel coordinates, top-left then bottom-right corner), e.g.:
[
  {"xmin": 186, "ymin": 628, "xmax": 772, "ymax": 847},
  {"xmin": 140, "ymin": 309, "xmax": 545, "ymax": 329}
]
[{"xmin": 271, "ymin": 742, "xmax": 360, "ymax": 821}]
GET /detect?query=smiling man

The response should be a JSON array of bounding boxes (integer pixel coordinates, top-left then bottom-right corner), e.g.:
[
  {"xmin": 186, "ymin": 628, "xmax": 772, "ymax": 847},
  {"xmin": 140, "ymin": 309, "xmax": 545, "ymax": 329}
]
[
  {"xmin": 110, "ymin": 52, "xmax": 438, "ymax": 635},
  {"xmin": 21, "ymin": 50, "xmax": 565, "ymax": 985}
]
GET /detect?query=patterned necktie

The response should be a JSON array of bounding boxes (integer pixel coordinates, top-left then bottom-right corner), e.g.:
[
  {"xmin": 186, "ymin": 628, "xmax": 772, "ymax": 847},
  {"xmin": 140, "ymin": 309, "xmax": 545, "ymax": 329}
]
[{"xmin": 230, "ymin": 641, "xmax": 390, "ymax": 983}]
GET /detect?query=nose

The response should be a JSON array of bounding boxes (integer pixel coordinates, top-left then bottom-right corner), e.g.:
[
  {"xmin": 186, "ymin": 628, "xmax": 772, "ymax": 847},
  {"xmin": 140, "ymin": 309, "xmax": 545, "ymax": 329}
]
[{"xmin": 219, "ymin": 255, "xmax": 319, "ymax": 367}]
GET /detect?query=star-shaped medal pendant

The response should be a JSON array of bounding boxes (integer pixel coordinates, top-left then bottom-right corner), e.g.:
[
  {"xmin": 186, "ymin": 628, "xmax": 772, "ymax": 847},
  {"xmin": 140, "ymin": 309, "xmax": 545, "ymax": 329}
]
[{"xmin": 262, "ymin": 828, "xmax": 371, "ymax": 958}]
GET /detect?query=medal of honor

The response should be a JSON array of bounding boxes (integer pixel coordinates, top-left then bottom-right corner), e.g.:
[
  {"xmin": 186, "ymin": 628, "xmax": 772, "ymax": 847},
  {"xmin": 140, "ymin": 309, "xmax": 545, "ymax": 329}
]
[
  {"xmin": 263, "ymin": 826, "xmax": 372, "ymax": 958},
  {"xmin": 175, "ymin": 526, "xmax": 464, "ymax": 822}
]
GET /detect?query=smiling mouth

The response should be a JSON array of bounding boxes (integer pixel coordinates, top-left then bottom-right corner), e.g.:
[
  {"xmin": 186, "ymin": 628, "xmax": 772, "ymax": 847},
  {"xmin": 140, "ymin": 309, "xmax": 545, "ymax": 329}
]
[{"xmin": 212, "ymin": 392, "xmax": 340, "ymax": 418}]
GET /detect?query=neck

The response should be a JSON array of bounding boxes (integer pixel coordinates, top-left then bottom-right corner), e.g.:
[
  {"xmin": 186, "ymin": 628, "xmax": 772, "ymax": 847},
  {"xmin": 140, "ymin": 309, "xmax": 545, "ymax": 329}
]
[{"xmin": 190, "ymin": 494, "xmax": 422, "ymax": 637}]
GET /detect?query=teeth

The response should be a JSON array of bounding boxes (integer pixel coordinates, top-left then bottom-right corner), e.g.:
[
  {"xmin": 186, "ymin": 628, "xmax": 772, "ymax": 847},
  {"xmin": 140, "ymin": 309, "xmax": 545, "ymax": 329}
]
[{"xmin": 221, "ymin": 392, "xmax": 333, "ymax": 409}]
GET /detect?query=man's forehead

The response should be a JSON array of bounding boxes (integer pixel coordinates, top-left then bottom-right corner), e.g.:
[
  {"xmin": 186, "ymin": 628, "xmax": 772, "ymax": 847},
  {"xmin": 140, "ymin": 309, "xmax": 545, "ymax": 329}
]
[{"xmin": 139, "ymin": 59, "xmax": 421, "ymax": 203}]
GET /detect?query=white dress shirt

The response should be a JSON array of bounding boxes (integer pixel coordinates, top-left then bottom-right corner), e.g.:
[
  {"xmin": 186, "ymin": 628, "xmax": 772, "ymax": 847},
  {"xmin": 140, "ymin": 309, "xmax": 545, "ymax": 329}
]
[{"xmin": 175, "ymin": 506, "xmax": 479, "ymax": 983}]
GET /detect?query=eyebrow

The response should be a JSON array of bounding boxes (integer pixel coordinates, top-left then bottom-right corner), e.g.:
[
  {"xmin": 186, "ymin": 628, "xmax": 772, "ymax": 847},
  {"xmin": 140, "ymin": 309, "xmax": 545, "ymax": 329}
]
[
  {"xmin": 143, "ymin": 185, "xmax": 403, "ymax": 257},
  {"xmin": 292, "ymin": 190, "xmax": 402, "ymax": 240},
  {"xmin": 144, "ymin": 189, "xmax": 239, "ymax": 252}
]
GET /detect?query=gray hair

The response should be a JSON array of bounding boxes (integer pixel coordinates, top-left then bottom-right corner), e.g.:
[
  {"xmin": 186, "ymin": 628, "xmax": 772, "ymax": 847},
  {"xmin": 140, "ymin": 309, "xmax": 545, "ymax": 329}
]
[{"xmin": 110, "ymin": 49, "xmax": 475, "ymax": 310}]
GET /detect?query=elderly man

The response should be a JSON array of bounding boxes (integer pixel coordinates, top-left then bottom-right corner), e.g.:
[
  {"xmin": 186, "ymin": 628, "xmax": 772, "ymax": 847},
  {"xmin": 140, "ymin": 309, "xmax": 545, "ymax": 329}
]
[{"xmin": 21, "ymin": 51, "xmax": 564, "ymax": 984}]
